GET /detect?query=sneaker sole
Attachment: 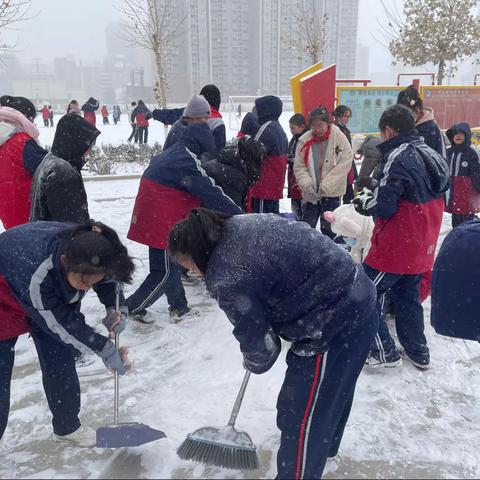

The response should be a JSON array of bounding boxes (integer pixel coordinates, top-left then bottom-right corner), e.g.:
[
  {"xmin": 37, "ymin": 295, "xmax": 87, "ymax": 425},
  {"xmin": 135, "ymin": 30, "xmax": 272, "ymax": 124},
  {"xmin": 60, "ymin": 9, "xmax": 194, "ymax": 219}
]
[
  {"xmin": 400, "ymin": 352, "xmax": 429, "ymax": 371},
  {"xmin": 53, "ymin": 435, "xmax": 95, "ymax": 448},
  {"xmin": 365, "ymin": 358, "xmax": 402, "ymax": 368}
]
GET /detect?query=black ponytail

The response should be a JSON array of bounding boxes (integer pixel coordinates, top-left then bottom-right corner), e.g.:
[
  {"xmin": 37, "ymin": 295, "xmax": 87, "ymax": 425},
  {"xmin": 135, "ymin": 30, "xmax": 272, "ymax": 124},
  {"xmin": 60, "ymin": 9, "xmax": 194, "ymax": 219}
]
[
  {"xmin": 397, "ymin": 85, "xmax": 423, "ymax": 112},
  {"xmin": 61, "ymin": 220, "xmax": 135, "ymax": 283},
  {"xmin": 168, "ymin": 208, "xmax": 230, "ymax": 274}
]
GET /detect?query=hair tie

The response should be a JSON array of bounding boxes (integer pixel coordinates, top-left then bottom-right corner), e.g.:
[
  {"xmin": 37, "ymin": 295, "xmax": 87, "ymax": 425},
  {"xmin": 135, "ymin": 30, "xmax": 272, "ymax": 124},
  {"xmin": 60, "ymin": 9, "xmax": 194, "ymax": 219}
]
[
  {"xmin": 92, "ymin": 225, "xmax": 102, "ymax": 234},
  {"xmin": 409, "ymin": 99, "xmax": 416, "ymax": 106}
]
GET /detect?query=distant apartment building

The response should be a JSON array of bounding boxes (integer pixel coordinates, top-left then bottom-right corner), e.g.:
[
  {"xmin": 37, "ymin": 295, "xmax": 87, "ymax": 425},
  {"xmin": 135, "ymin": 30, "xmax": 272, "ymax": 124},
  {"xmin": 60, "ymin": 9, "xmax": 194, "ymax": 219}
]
[{"xmin": 162, "ymin": 0, "xmax": 360, "ymax": 101}]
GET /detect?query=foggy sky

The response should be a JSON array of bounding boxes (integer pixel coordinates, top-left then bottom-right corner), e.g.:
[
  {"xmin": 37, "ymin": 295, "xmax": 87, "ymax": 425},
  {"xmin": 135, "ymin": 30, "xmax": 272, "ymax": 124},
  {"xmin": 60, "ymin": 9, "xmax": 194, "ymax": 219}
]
[{"xmin": 6, "ymin": 0, "xmax": 393, "ymax": 72}]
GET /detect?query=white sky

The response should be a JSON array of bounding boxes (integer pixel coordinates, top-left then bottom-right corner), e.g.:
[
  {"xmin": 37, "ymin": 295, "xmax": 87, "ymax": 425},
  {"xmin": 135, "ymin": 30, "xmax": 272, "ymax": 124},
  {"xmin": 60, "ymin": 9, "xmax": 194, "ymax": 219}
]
[{"xmin": 8, "ymin": 0, "xmax": 394, "ymax": 70}]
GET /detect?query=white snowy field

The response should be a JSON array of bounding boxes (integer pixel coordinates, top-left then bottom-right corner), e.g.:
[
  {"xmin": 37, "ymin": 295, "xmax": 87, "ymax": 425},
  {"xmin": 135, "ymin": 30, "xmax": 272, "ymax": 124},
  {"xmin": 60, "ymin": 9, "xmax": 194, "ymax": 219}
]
[{"xmin": 0, "ymin": 174, "xmax": 479, "ymax": 479}]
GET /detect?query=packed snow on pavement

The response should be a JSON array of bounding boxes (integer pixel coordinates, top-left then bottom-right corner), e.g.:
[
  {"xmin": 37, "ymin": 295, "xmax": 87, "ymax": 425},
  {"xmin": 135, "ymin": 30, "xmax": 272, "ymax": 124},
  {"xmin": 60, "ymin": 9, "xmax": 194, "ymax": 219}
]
[{"xmin": 0, "ymin": 118, "xmax": 479, "ymax": 480}]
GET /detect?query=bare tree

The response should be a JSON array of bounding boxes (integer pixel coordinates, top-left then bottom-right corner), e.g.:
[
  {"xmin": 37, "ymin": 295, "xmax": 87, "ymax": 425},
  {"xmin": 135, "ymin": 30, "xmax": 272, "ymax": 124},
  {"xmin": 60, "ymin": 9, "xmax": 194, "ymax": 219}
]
[
  {"xmin": 0, "ymin": 0, "xmax": 31, "ymax": 54},
  {"xmin": 118, "ymin": 0, "xmax": 186, "ymax": 107},
  {"xmin": 283, "ymin": 0, "xmax": 329, "ymax": 66},
  {"xmin": 380, "ymin": 0, "xmax": 480, "ymax": 85}
]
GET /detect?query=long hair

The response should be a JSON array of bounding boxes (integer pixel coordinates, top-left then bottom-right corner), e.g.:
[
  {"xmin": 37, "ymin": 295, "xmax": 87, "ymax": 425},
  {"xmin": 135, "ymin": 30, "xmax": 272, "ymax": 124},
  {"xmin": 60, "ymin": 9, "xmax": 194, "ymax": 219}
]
[
  {"xmin": 61, "ymin": 220, "xmax": 135, "ymax": 283},
  {"xmin": 168, "ymin": 208, "xmax": 231, "ymax": 274},
  {"xmin": 397, "ymin": 85, "xmax": 423, "ymax": 112}
]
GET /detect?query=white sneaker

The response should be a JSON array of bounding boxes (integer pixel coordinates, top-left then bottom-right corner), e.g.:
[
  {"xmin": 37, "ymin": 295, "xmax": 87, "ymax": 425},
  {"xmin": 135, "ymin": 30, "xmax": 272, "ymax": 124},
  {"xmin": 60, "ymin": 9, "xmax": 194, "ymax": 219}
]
[
  {"xmin": 168, "ymin": 306, "xmax": 200, "ymax": 323},
  {"xmin": 53, "ymin": 425, "xmax": 97, "ymax": 448}
]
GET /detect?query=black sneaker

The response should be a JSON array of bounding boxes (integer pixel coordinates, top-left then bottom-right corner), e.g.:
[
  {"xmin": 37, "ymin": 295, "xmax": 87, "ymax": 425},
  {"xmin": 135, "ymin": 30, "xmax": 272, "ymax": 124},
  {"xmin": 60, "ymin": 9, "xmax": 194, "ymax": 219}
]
[
  {"xmin": 400, "ymin": 350, "xmax": 429, "ymax": 371},
  {"xmin": 168, "ymin": 306, "xmax": 200, "ymax": 323},
  {"xmin": 131, "ymin": 309, "xmax": 154, "ymax": 324},
  {"xmin": 365, "ymin": 349, "xmax": 402, "ymax": 368}
]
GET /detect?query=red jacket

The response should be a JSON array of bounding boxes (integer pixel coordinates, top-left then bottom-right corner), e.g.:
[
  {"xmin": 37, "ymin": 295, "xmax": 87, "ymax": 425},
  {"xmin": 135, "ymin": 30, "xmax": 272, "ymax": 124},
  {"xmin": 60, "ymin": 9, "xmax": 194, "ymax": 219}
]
[
  {"xmin": 41, "ymin": 107, "xmax": 49, "ymax": 120},
  {"xmin": 0, "ymin": 275, "xmax": 30, "ymax": 340},
  {"xmin": 83, "ymin": 111, "xmax": 96, "ymax": 126},
  {"xmin": 0, "ymin": 132, "xmax": 45, "ymax": 229},
  {"xmin": 101, "ymin": 106, "xmax": 109, "ymax": 118}
]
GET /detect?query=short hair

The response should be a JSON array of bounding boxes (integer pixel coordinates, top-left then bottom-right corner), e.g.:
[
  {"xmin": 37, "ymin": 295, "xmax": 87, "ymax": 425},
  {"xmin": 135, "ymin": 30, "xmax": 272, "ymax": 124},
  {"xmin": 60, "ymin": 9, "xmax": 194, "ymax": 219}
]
[
  {"xmin": 289, "ymin": 113, "xmax": 306, "ymax": 126},
  {"xmin": 378, "ymin": 104, "xmax": 416, "ymax": 134},
  {"xmin": 397, "ymin": 85, "xmax": 423, "ymax": 111},
  {"xmin": 309, "ymin": 106, "xmax": 331, "ymax": 124},
  {"xmin": 333, "ymin": 105, "xmax": 352, "ymax": 118}
]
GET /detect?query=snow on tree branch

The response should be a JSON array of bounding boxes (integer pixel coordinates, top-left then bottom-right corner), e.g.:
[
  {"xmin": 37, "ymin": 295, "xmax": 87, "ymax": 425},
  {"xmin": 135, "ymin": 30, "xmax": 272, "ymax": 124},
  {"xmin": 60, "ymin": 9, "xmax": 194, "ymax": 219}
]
[{"xmin": 0, "ymin": 0, "xmax": 31, "ymax": 53}]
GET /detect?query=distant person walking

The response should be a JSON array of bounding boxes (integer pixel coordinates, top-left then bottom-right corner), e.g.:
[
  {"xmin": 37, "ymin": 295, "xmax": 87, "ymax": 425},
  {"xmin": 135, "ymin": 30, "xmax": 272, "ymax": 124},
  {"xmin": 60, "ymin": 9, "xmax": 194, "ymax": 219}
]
[
  {"xmin": 112, "ymin": 105, "xmax": 121, "ymax": 125},
  {"xmin": 128, "ymin": 101, "xmax": 137, "ymax": 143},
  {"xmin": 81, "ymin": 97, "xmax": 99, "ymax": 127},
  {"xmin": 41, "ymin": 105, "xmax": 49, "ymax": 127},
  {"xmin": 101, "ymin": 105, "xmax": 109, "ymax": 125},
  {"xmin": 131, "ymin": 100, "xmax": 151, "ymax": 145},
  {"xmin": 48, "ymin": 106, "xmax": 54, "ymax": 127}
]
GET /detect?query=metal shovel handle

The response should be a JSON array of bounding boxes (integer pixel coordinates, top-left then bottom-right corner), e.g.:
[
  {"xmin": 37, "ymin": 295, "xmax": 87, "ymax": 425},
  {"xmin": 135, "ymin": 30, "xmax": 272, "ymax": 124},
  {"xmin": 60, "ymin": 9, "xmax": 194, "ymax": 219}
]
[
  {"xmin": 227, "ymin": 370, "xmax": 251, "ymax": 427},
  {"xmin": 114, "ymin": 283, "xmax": 121, "ymax": 426}
]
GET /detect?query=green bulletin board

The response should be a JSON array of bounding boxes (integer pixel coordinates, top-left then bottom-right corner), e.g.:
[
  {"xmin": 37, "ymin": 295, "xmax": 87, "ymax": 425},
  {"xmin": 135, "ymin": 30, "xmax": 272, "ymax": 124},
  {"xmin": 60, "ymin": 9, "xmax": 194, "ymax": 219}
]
[{"xmin": 336, "ymin": 86, "xmax": 403, "ymax": 134}]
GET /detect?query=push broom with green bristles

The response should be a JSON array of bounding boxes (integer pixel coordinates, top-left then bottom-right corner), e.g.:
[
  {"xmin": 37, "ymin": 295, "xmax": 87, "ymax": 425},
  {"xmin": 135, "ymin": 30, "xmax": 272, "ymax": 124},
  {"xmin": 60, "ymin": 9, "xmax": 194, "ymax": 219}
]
[{"xmin": 177, "ymin": 370, "xmax": 259, "ymax": 471}]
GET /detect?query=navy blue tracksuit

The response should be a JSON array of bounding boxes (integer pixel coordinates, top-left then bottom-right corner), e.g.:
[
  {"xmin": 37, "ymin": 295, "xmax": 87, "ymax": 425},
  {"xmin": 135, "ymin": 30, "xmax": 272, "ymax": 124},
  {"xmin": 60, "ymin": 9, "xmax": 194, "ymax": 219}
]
[
  {"xmin": 205, "ymin": 214, "xmax": 378, "ymax": 478},
  {"xmin": 0, "ymin": 222, "xmax": 115, "ymax": 439}
]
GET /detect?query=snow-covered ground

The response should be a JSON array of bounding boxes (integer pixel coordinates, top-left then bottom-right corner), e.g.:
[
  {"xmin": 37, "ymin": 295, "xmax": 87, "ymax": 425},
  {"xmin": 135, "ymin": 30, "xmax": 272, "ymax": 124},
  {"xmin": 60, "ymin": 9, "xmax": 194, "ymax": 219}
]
[{"xmin": 1, "ymin": 118, "xmax": 479, "ymax": 479}]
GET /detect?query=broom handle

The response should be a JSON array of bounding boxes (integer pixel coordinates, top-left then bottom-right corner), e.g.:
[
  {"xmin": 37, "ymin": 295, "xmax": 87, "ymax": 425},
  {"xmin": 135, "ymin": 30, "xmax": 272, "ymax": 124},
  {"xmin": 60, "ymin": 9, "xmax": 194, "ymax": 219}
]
[
  {"xmin": 227, "ymin": 370, "xmax": 251, "ymax": 427},
  {"xmin": 114, "ymin": 284, "xmax": 121, "ymax": 426}
]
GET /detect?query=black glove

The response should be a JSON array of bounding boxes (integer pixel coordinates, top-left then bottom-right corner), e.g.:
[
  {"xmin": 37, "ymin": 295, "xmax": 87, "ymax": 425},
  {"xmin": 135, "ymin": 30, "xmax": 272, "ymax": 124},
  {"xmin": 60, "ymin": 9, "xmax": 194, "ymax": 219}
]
[
  {"xmin": 352, "ymin": 189, "xmax": 374, "ymax": 217},
  {"xmin": 145, "ymin": 112, "xmax": 152, "ymax": 120}
]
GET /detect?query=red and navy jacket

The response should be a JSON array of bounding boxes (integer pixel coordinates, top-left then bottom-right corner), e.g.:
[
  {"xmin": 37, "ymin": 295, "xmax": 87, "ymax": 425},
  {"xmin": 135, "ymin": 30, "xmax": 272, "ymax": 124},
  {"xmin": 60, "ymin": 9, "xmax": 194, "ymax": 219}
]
[
  {"xmin": 128, "ymin": 123, "xmax": 241, "ymax": 250},
  {"xmin": 0, "ymin": 125, "xmax": 46, "ymax": 229},
  {"xmin": 364, "ymin": 131, "xmax": 449, "ymax": 274},
  {"xmin": 287, "ymin": 133, "xmax": 302, "ymax": 200},
  {"xmin": 250, "ymin": 96, "xmax": 288, "ymax": 200},
  {"xmin": 0, "ymin": 221, "xmax": 114, "ymax": 350},
  {"xmin": 131, "ymin": 102, "xmax": 151, "ymax": 128},
  {"xmin": 432, "ymin": 219, "xmax": 480, "ymax": 341},
  {"xmin": 444, "ymin": 123, "xmax": 480, "ymax": 215},
  {"xmin": 81, "ymin": 97, "xmax": 99, "ymax": 126}
]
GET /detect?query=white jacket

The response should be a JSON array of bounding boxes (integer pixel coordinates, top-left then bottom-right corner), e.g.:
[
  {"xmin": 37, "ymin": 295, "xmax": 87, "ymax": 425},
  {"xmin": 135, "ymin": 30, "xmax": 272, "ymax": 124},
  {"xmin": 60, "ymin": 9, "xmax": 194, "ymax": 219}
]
[{"xmin": 294, "ymin": 124, "xmax": 353, "ymax": 198}]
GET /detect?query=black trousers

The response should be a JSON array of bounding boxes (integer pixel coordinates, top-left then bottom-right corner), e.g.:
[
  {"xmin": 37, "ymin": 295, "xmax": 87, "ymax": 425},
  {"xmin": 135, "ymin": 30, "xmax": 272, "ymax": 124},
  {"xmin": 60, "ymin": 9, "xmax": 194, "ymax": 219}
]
[
  {"xmin": 136, "ymin": 127, "xmax": 148, "ymax": 144},
  {"xmin": 0, "ymin": 328, "xmax": 81, "ymax": 440}
]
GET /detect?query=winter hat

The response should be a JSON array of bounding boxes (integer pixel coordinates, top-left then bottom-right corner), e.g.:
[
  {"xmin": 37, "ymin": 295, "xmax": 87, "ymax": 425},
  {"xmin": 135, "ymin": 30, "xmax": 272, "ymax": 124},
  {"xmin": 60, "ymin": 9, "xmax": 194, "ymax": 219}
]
[
  {"xmin": 180, "ymin": 122, "xmax": 215, "ymax": 157},
  {"xmin": 0, "ymin": 95, "xmax": 36, "ymax": 122},
  {"xmin": 52, "ymin": 113, "xmax": 100, "ymax": 168},
  {"xmin": 199, "ymin": 84, "xmax": 221, "ymax": 111},
  {"xmin": 183, "ymin": 95, "xmax": 211, "ymax": 119}
]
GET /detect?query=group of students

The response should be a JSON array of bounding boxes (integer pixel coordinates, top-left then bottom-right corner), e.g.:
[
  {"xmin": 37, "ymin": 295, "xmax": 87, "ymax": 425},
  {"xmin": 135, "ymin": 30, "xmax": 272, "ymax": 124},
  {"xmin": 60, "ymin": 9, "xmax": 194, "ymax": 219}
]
[{"xmin": 0, "ymin": 82, "xmax": 479, "ymax": 479}]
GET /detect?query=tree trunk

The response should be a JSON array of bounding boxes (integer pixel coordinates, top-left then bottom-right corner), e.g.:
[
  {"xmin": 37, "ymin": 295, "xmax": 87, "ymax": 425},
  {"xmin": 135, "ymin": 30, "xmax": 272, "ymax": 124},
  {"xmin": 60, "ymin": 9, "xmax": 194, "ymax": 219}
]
[
  {"xmin": 153, "ymin": 48, "xmax": 167, "ymax": 108},
  {"xmin": 437, "ymin": 59, "xmax": 445, "ymax": 85}
]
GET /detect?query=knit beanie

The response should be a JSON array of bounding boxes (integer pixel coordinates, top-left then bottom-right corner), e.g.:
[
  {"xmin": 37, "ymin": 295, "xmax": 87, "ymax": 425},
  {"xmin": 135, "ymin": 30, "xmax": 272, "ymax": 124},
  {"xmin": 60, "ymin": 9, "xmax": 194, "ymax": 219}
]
[
  {"xmin": 199, "ymin": 84, "xmax": 221, "ymax": 111},
  {"xmin": 183, "ymin": 95, "xmax": 211, "ymax": 119},
  {"xmin": 0, "ymin": 95, "xmax": 36, "ymax": 122}
]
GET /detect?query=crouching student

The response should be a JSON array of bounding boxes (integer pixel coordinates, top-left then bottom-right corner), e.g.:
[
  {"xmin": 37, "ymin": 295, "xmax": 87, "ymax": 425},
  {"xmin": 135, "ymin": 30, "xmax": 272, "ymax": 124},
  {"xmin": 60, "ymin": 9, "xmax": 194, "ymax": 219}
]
[
  {"xmin": 168, "ymin": 208, "xmax": 378, "ymax": 479},
  {"xmin": 445, "ymin": 123, "xmax": 480, "ymax": 228},
  {"xmin": 0, "ymin": 220, "xmax": 134, "ymax": 446}
]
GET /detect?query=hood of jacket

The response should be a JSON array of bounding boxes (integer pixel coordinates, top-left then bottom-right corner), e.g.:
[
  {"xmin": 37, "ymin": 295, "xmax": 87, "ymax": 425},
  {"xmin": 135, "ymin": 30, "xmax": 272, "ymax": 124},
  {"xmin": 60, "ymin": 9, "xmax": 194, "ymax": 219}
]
[
  {"xmin": 51, "ymin": 113, "xmax": 100, "ymax": 171},
  {"xmin": 378, "ymin": 130, "xmax": 449, "ymax": 195},
  {"xmin": 240, "ymin": 112, "xmax": 259, "ymax": 136},
  {"xmin": 255, "ymin": 96, "xmax": 283, "ymax": 123},
  {"xmin": 179, "ymin": 122, "xmax": 216, "ymax": 157},
  {"xmin": 446, "ymin": 122, "xmax": 472, "ymax": 148},
  {"xmin": 0, "ymin": 121, "xmax": 18, "ymax": 146}
]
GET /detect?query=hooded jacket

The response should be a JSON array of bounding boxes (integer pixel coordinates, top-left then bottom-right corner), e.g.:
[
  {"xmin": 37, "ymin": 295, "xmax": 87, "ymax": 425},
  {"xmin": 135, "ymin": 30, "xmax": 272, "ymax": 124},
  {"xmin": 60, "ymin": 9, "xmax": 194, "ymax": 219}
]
[
  {"xmin": 81, "ymin": 97, "xmax": 99, "ymax": 126},
  {"xmin": 128, "ymin": 123, "xmax": 241, "ymax": 249},
  {"xmin": 0, "ymin": 221, "xmax": 114, "ymax": 349},
  {"xmin": 250, "ymin": 96, "xmax": 288, "ymax": 199},
  {"xmin": 444, "ymin": 123, "xmax": 480, "ymax": 214},
  {"xmin": 431, "ymin": 219, "xmax": 480, "ymax": 341},
  {"xmin": 294, "ymin": 124, "xmax": 354, "ymax": 198},
  {"xmin": 364, "ymin": 131, "xmax": 449, "ymax": 274},
  {"xmin": 205, "ymin": 214, "xmax": 376, "ymax": 373},
  {"xmin": 29, "ymin": 113, "xmax": 100, "ymax": 223},
  {"xmin": 131, "ymin": 101, "xmax": 151, "ymax": 128},
  {"xmin": 415, "ymin": 108, "xmax": 446, "ymax": 158},
  {"xmin": 0, "ymin": 107, "xmax": 47, "ymax": 229}
]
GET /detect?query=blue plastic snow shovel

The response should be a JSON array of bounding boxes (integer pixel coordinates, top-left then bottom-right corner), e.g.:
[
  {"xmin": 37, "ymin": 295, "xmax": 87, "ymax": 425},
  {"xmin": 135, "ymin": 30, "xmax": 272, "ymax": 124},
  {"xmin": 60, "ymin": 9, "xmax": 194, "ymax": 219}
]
[{"xmin": 96, "ymin": 285, "xmax": 166, "ymax": 448}]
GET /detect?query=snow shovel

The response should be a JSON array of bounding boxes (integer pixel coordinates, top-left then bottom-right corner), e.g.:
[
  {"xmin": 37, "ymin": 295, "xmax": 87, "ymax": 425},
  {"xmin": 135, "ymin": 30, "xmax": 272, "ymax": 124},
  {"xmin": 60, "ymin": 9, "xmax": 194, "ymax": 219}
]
[
  {"xmin": 96, "ymin": 284, "xmax": 166, "ymax": 448},
  {"xmin": 177, "ymin": 370, "xmax": 259, "ymax": 470}
]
